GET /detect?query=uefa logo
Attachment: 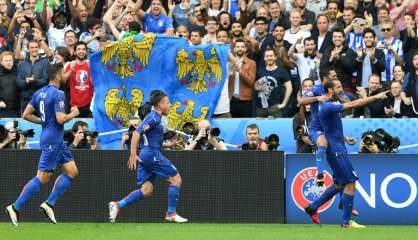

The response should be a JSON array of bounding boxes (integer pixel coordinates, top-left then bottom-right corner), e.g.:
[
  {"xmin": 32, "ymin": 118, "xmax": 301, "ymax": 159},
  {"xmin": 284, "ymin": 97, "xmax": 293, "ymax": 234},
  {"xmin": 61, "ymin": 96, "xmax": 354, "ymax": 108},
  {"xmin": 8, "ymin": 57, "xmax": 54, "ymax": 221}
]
[{"xmin": 291, "ymin": 167, "xmax": 335, "ymax": 213}]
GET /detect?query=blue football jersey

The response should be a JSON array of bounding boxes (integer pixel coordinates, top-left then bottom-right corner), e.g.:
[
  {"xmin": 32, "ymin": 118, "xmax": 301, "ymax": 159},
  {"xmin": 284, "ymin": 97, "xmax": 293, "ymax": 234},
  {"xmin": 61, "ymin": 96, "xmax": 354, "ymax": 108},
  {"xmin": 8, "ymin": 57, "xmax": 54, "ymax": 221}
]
[
  {"xmin": 136, "ymin": 110, "xmax": 164, "ymax": 150},
  {"xmin": 318, "ymin": 101, "xmax": 346, "ymax": 156},
  {"xmin": 29, "ymin": 85, "xmax": 66, "ymax": 148}
]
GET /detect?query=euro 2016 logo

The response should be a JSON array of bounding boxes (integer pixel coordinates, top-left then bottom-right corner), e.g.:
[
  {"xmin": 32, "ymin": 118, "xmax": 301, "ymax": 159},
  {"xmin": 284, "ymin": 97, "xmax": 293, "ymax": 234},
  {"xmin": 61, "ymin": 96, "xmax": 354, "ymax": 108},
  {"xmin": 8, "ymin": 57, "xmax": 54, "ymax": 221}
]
[{"xmin": 291, "ymin": 167, "xmax": 335, "ymax": 213}]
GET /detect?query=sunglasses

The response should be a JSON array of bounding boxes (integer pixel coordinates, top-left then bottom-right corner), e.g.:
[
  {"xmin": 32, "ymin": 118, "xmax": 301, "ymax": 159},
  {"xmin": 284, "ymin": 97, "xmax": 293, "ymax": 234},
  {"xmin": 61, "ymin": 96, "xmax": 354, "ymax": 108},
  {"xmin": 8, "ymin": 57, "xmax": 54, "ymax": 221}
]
[{"xmin": 381, "ymin": 28, "xmax": 391, "ymax": 32}]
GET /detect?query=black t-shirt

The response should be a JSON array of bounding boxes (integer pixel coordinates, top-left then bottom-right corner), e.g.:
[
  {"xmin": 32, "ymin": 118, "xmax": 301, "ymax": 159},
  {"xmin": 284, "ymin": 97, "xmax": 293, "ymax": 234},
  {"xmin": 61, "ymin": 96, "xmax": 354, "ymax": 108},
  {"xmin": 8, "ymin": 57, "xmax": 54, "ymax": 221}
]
[{"xmin": 255, "ymin": 66, "xmax": 291, "ymax": 108}]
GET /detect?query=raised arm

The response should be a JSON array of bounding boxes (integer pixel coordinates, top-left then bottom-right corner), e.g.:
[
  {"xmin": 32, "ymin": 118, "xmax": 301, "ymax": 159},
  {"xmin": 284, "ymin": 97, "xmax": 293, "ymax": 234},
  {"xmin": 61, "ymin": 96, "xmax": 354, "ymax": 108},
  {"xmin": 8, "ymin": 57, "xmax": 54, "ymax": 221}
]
[{"xmin": 342, "ymin": 90, "xmax": 389, "ymax": 110}]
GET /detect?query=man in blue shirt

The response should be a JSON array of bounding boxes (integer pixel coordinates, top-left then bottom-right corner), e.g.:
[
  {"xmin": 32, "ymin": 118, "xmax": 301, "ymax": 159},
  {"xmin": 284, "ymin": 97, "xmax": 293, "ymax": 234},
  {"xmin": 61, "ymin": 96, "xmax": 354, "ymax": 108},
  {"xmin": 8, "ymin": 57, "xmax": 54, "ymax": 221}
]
[
  {"xmin": 305, "ymin": 79, "xmax": 388, "ymax": 228},
  {"xmin": 109, "ymin": 90, "xmax": 187, "ymax": 223},
  {"xmin": 137, "ymin": 0, "xmax": 174, "ymax": 35},
  {"xmin": 6, "ymin": 64, "xmax": 80, "ymax": 226}
]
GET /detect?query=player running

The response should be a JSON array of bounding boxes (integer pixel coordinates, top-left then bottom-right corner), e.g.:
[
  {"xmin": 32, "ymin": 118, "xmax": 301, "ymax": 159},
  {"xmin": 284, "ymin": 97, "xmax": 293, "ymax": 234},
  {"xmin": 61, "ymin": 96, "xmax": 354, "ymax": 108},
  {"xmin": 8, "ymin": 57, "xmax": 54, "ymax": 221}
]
[
  {"xmin": 305, "ymin": 79, "xmax": 388, "ymax": 228},
  {"xmin": 109, "ymin": 90, "xmax": 187, "ymax": 223},
  {"xmin": 6, "ymin": 64, "xmax": 80, "ymax": 226}
]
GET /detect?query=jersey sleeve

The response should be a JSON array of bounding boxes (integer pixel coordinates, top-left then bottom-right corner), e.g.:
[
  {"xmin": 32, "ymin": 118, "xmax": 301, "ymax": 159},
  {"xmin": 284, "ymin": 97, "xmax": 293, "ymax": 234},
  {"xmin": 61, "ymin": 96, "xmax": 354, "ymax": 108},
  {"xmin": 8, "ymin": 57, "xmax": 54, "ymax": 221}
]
[
  {"xmin": 54, "ymin": 91, "xmax": 65, "ymax": 113},
  {"xmin": 136, "ymin": 113, "xmax": 158, "ymax": 134},
  {"xmin": 29, "ymin": 94, "xmax": 37, "ymax": 108},
  {"xmin": 322, "ymin": 102, "xmax": 344, "ymax": 114}
]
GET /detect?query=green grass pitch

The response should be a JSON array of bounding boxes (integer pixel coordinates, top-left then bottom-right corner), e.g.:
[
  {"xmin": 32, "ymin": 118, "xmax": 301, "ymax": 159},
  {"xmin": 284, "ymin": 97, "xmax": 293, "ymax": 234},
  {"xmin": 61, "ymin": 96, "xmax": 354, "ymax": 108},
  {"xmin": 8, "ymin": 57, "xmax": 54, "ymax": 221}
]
[{"xmin": 1, "ymin": 223, "xmax": 418, "ymax": 240}]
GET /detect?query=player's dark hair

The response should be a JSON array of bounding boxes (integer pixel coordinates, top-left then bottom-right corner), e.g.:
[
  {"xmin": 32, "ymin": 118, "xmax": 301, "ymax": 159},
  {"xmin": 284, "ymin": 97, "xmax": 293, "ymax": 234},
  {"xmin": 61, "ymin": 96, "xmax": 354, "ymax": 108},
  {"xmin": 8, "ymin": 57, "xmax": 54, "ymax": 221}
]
[
  {"xmin": 72, "ymin": 121, "xmax": 88, "ymax": 133},
  {"xmin": 324, "ymin": 79, "xmax": 338, "ymax": 93},
  {"xmin": 150, "ymin": 90, "xmax": 167, "ymax": 107},
  {"xmin": 47, "ymin": 63, "xmax": 64, "ymax": 82}
]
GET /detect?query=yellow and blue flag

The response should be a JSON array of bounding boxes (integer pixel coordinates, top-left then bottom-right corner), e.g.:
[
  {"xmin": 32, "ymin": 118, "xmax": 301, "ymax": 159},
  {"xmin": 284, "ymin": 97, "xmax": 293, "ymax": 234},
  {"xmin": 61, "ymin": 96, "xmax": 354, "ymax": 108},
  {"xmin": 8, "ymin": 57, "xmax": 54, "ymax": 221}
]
[{"xmin": 90, "ymin": 34, "xmax": 229, "ymax": 148}]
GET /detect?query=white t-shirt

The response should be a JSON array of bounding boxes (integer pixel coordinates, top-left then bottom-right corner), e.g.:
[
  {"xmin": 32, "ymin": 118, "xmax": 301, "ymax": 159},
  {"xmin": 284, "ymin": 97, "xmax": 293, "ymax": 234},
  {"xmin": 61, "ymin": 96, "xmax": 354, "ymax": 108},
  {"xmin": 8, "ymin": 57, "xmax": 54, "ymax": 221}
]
[
  {"xmin": 294, "ymin": 53, "xmax": 321, "ymax": 84},
  {"xmin": 284, "ymin": 29, "xmax": 311, "ymax": 74},
  {"xmin": 47, "ymin": 25, "xmax": 77, "ymax": 51}
]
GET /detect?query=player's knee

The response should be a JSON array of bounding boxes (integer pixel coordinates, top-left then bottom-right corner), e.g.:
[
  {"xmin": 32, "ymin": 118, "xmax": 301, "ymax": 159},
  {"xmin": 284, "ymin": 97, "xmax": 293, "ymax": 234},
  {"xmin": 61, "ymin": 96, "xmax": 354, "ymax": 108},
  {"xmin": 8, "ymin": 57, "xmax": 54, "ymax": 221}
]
[
  {"xmin": 141, "ymin": 182, "xmax": 154, "ymax": 198},
  {"xmin": 142, "ymin": 188, "xmax": 153, "ymax": 198},
  {"xmin": 317, "ymin": 135, "xmax": 328, "ymax": 147},
  {"xmin": 66, "ymin": 167, "xmax": 79, "ymax": 178},
  {"xmin": 37, "ymin": 172, "xmax": 52, "ymax": 184},
  {"xmin": 169, "ymin": 175, "xmax": 182, "ymax": 187},
  {"xmin": 344, "ymin": 182, "xmax": 356, "ymax": 193}
]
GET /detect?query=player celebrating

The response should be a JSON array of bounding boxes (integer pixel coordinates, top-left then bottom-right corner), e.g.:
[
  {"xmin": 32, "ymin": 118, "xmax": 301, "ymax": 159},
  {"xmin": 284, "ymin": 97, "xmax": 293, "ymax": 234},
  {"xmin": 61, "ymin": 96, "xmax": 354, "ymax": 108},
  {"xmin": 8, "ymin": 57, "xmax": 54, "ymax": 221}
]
[
  {"xmin": 109, "ymin": 90, "xmax": 187, "ymax": 223},
  {"xmin": 6, "ymin": 64, "xmax": 80, "ymax": 226},
  {"xmin": 300, "ymin": 75, "xmax": 358, "ymax": 224},
  {"xmin": 305, "ymin": 79, "xmax": 388, "ymax": 228}
]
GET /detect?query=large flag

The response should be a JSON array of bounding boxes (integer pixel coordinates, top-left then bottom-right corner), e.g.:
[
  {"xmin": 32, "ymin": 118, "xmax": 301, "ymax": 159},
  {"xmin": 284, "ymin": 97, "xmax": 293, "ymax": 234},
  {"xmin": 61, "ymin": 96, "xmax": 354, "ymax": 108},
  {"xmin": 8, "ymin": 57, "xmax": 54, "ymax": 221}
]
[{"xmin": 90, "ymin": 34, "xmax": 229, "ymax": 149}]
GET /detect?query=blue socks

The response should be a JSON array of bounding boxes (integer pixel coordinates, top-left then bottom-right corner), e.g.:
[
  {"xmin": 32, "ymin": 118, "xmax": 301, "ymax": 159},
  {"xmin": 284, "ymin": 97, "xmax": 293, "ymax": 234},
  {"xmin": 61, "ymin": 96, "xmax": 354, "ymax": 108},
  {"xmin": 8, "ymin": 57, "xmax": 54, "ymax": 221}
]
[
  {"xmin": 14, "ymin": 177, "xmax": 43, "ymax": 211},
  {"xmin": 118, "ymin": 190, "xmax": 144, "ymax": 209},
  {"xmin": 47, "ymin": 174, "xmax": 73, "ymax": 206},
  {"xmin": 341, "ymin": 193, "xmax": 354, "ymax": 225},
  {"xmin": 310, "ymin": 184, "xmax": 339, "ymax": 211},
  {"xmin": 316, "ymin": 146, "xmax": 326, "ymax": 175},
  {"xmin": 167, "ymin": 185, "xmax": 180, "ymax": 214}
]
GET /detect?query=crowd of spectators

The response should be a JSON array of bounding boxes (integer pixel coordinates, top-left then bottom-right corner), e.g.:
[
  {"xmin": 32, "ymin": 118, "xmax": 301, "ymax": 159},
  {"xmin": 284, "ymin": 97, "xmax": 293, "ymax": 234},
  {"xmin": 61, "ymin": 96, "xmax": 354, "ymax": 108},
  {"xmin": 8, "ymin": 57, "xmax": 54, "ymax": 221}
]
[{"xmin": 0, "ymin": 0, "xmax": 417, "ymax": 120}]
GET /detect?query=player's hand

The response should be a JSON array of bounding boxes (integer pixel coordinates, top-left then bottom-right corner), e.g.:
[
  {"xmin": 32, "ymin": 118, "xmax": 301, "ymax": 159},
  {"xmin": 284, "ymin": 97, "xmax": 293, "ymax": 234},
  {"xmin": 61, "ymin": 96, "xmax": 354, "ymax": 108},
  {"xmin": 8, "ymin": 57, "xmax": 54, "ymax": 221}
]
[
  {"xmin": 128, "ymin": 153, "xmax": 138, "ymax": 171},
  {"xmin": 316, "ymin": 173, "xmax": 324, "ymax": 187},
  {"xmin": 70, "ymin": 106, "xmax": 80, "ymax": 117},
  {"xmin": 375, "ymin": 90, "xmax": 390, "ymax": 100}
]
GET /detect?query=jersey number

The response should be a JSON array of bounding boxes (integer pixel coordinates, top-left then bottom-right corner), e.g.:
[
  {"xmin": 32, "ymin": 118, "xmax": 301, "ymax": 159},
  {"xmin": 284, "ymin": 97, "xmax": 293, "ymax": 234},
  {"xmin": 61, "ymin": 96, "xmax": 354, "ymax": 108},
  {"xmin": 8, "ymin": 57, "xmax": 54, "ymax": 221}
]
[{"xmin": 40, "ymin": 100, "xmax": 45, "ymax": 121}]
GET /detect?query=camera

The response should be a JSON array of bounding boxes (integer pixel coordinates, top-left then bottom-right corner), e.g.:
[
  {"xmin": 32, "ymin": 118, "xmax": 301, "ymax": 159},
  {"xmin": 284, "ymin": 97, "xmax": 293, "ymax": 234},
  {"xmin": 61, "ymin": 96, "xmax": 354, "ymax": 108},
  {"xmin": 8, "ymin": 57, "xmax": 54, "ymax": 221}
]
[
  {"xmin": 361, "ymin": 128, "xmax": 400, "ymax": 153},
  {"xmin": 11, "ymin": 121, "xmax": 35, "ymax": 141},
  {"xmin": 84, "ymin": 130, "xmax": 98, "ymax": 138}
]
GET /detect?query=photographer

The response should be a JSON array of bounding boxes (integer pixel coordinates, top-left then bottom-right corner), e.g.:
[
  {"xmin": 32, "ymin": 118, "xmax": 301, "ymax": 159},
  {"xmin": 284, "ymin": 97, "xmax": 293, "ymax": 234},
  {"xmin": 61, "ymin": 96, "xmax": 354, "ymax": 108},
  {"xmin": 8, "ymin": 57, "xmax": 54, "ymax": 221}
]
[
  {"xmin": 184, "ymin": 119, "xmax": 226, "ymax": 150},
  {"xmin": 69, "ymin": 121, "xmax": 100, "ymax": 150},
  {"xmin": 238, "ymin": 124, "xmax": 268, "ymax": 151},
  {"xmin": 0, "ymin": 124, "xmax": 28, "ymax": 149},
  {"xmin": 359, "ymin": 132, "xmax": 381, "ymax": 153}
]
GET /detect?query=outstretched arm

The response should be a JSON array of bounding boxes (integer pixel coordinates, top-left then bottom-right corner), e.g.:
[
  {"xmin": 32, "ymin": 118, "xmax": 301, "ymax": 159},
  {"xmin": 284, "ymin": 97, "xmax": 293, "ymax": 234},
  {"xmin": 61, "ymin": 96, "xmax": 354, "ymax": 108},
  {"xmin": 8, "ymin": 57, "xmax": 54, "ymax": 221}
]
[{"xmin": 342, "ymin": 91, "xmax": 389, "ymax": 110}]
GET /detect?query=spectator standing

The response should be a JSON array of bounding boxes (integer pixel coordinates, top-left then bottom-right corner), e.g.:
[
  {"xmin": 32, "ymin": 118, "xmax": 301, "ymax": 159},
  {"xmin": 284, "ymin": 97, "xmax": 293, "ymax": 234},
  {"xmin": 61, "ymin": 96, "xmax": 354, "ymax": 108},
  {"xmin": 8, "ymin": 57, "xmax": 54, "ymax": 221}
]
[
  {"xmin": 16, "ymin": 39, "xmax": 49, "ymax": 114},
  {"xmin": 377, "ymin": 21, "xmax": 403, "ymax": 84},
  {"xmin": 254, "ymin": 48, "xmax": 292, "ymax": 118},
  {"xmin": 355, "ymin": 28, "xmax": 385, "ymax": 88},
  {"xmin": 63, "ymin": 42, "xmax": 93, "ymax": 117},
  {"xmin": 0, "ymin": 52, "xmax": 19, "ymax": 117},
  {"xmin": 320, "ymin": 28, "xmax": 355, "ymax": 93},
  {"xmin": 229, "ymin": 39, "xmax": 256, "ymax": 118}
]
